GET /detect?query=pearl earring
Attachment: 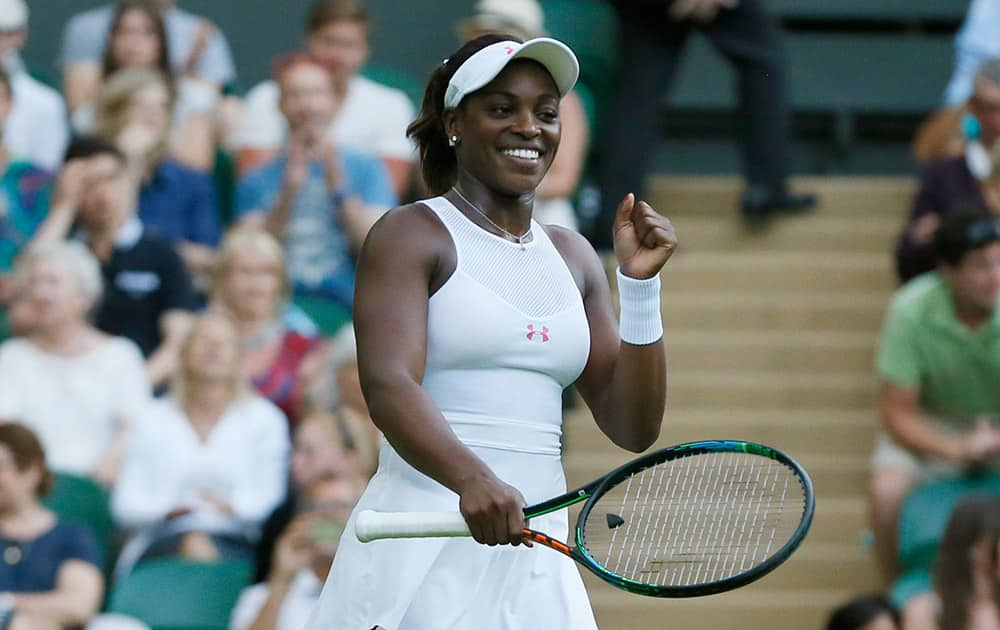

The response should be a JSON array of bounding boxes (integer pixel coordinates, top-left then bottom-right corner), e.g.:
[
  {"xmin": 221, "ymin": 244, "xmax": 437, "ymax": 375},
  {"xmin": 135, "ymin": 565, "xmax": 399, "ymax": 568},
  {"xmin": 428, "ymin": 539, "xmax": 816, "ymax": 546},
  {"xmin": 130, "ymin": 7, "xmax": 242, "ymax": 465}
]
[{"xmin": 448, "ymin": 135, "xmax": 460, "ymax": 147}]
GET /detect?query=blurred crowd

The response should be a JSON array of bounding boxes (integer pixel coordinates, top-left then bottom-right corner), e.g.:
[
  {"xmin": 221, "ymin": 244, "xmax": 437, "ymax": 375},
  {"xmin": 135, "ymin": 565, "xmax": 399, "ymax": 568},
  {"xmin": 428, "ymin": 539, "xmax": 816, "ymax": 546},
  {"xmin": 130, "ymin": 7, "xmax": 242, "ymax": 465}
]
[
  {"xmin": 0, "ymin": 0, "xmax": 998, "ymax": 628},
  {"xmin": 829, "ymin": 1, "xmax": 1000, "ymax": 629}
]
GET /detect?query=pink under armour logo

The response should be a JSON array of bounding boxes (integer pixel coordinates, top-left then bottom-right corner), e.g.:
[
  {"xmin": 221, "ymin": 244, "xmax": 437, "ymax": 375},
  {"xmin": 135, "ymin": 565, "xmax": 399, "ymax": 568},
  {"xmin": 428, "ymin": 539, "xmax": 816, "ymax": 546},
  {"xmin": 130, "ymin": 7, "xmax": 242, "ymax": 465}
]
[
  {"xmin": 526, "ymin": 324, "xmax": 549, "ymax": 342},
  {"xmin": 504, "ymin": 45, "xmax": 515, "ymax": 55}
]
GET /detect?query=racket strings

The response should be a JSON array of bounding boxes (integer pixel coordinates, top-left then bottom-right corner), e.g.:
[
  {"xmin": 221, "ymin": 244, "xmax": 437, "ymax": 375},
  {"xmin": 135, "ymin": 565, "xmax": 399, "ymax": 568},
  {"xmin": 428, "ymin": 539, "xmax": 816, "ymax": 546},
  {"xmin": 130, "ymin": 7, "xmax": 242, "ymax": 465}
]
[{"xmin": 581, "ymin": 452, "xmax": 805, "ymax": 588}]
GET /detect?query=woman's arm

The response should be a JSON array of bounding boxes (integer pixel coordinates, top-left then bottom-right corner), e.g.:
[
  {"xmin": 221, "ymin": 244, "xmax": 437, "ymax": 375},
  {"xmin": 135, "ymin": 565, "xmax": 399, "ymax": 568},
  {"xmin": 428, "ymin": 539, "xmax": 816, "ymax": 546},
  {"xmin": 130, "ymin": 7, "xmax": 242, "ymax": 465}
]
[
  {"xmin": 551, "ymin": 194, "xmax": 676, "ymax": 452},
  {"xmin": 354, "ymin": 205, "xmax": 528, "ymax": 546},
  {"xmin": 11, "ymin": 560, "xmax": 103, "ymax": 626}
]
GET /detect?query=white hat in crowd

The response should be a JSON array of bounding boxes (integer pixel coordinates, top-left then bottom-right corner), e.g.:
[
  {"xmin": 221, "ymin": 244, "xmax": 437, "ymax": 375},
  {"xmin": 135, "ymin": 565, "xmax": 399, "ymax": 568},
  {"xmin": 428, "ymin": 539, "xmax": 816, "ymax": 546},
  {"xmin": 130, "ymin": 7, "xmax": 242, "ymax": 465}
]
[
  {"xmin": 0, "ymin": 0, "xmax": 27, "ymax": 32},
  {"xmin": 456, "ymin": 0, "xmax": 546, "ymax": 41}
]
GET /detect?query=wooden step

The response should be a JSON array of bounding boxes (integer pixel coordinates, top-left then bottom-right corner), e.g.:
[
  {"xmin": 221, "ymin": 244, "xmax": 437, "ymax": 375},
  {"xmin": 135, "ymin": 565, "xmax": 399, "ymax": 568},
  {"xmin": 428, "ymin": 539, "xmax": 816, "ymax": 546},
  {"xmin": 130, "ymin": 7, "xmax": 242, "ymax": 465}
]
[
  {"xmin": 563, "ymin": 408, "xmax": 880, "ymax": 458},
  {"xmin": 646, "ymin": 175, "xmax": 915, "ymax": 219},
  {"xmin": 587, "ymin": 585, "xmax": 863, "ymax": 630},
  {"xmin": 663, "ymin": 330, "xmax": 877, "ymax": 373},
  {"xmin": 674, "ymin": 214, "xmax": 900, "ymax": 254},
  {"xmin": 664, "ymin": 370, "xmax": 876, "ymax": 410},
  {"xmin": 661, "ymin": 290, "xmax": 888, "ymax": 332},
  {"xmin": 656, "ymin": 252, "xmax": 896, "ymax": 293}
]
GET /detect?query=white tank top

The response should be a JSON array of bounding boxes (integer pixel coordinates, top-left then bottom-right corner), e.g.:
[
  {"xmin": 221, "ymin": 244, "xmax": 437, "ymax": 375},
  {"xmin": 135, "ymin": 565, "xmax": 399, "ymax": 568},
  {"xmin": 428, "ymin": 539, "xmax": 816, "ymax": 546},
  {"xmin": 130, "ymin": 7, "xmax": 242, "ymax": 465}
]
[{"xmin": 420, "ymin": 196, "xmax": 591, "ymax": 456}]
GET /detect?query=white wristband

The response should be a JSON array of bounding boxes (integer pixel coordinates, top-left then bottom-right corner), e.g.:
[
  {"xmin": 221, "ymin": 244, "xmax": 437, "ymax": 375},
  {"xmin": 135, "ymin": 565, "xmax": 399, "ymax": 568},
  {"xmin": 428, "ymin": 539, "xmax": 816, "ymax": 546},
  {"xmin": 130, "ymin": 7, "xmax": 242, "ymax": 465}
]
[{"xmin": 616, "ymin": 267, "xmax": 663, "ymax": 345}]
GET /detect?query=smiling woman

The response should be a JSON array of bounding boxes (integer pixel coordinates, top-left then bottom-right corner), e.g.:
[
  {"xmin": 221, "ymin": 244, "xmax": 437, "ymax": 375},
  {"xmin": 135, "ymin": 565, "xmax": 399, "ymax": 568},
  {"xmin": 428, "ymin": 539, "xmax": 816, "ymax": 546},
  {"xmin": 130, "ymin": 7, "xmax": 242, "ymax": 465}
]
[{"xmin": 305, "ymin": 34, "xmax": 678, "ymax": 630}]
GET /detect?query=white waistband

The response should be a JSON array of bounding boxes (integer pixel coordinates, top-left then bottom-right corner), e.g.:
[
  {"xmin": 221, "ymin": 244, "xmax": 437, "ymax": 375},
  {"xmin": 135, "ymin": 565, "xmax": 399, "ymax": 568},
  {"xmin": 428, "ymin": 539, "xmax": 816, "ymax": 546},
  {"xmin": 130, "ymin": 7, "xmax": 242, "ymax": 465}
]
[{"xmin": 446, "ymin": 413, "xmax": 562, "ymax": 456}]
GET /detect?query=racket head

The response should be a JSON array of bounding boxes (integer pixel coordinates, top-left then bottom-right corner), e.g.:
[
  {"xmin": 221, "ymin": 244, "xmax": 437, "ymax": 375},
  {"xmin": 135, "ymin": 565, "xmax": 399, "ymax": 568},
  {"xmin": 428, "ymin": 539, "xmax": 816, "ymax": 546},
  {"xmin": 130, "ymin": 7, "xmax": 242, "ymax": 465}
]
[{"xmin": 572, "ymin": 440, "xmax": 815, "ymax": 597}]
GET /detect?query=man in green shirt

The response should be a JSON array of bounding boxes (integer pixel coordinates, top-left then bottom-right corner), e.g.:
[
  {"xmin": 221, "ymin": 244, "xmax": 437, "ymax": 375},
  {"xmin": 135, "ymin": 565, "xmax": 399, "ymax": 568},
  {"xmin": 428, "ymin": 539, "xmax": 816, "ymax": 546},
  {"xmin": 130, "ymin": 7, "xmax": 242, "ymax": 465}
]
[{"xmin": 871, "ymin": 211, "xmax": 1000, "ymax": 582}]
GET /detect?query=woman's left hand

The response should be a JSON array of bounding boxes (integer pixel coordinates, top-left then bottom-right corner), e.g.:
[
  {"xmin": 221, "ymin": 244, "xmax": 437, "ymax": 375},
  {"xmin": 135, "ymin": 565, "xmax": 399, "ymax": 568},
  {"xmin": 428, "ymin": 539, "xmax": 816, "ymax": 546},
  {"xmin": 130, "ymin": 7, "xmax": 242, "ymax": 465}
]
[{"xmin": 613, "ymin": 193, "xmax": 678, "ymax": 279}]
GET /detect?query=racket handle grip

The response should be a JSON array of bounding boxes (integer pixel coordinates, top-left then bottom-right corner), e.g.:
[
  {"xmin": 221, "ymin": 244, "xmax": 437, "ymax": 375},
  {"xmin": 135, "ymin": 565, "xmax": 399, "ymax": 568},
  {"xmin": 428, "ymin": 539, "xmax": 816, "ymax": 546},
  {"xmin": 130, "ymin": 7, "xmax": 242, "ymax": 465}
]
[{"xmin": 355, "ymin": 510, "xmax": 471, "ymax": 542}]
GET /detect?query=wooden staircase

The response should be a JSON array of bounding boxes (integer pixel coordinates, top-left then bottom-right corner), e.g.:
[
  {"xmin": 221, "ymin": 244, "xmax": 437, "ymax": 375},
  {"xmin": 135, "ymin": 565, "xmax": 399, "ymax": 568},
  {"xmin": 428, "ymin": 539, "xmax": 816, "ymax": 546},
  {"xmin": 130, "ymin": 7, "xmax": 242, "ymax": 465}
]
[{"xmin": 563, "ymin": 175, "xmax": 914, "ymax": 629}]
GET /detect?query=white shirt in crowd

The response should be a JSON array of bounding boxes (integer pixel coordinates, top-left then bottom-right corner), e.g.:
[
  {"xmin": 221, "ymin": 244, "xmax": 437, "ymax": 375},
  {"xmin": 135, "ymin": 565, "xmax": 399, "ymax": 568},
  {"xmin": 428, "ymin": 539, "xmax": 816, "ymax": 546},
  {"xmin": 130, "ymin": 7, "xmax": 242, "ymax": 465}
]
[
  {"xmin": 111, "ymin": 395, "xmax": 289, "ymax": 536},
  {"xmin": 232, "ymin": 74, "xmax": 416, "ymax": 161},
  {"xmin": 2, "ymin": 52, "xmax": 70, "ymax": 172},
  {"xmin": 0, "ymin": 336, "xmax": 150, "ymax": 475},
  {"xmin": 945, "ymin": 0, "xmax": 1000, "ymax": 106},
  {"xmin": 229, "ymin": 569, "xmax": 323, "ymax": 630}
]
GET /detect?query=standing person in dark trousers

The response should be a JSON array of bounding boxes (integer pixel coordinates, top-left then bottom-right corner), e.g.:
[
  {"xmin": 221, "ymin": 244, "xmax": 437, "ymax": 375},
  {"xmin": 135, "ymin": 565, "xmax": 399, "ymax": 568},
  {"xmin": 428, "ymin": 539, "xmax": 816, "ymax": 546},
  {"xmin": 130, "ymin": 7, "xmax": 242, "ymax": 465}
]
[{"xmin": 594, "ymin": 0, "xmax": 814, "ymax": 243}]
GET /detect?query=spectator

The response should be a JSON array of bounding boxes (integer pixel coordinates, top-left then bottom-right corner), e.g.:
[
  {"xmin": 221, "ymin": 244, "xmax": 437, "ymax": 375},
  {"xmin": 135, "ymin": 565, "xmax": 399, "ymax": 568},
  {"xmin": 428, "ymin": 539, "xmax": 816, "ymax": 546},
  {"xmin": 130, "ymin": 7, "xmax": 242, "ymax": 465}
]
[
  {"xmin": 594, "ymin": 0, "xmax": 814, "ymax": 239},
  {"xmin": 232, "ymin": 0, "xmax": 415, "ymax": 196},
  {"xmin": 945, "ymin": 0, "xmax": 1000, "ymax": 109},
  {"xmin": 236, "ymin": 54, "xmax": 396, "ymax": 335},
  {"xmin": 0, "ymin": 242, "xmax": 150, "ymax": 485},
  {"xmin": 71, "ymin": 1, "xmax": 218, "ymax": 171},
  {"xmin": 897, "ymin": 59, "xmax": 1000, "ymax": 284},
  {"xmin": 826, "ymin": 595, "xmax": 900, "ymax": 630},
  {"xmin": 230, "ymin": 473, "xmax": 364, "ymax": 630},
  {"xmin": 60, "ymin": 0, "xmax": 236, "ymax": 113},
  {"xmin": 0, "ymin": 0, "xmax": 69, "ymax": 171},
  {"xmin": 91, "ymin": 68, "xmax": 221, "ymax": 274},
  {"xmin": 903, "ymin": 495, "xmax": 1000, "ymax": 630},
  {"xmin": 0, "ymin": 423, "xmax": 104, "ymax": 630},
  {"xmin": 871, "ymin": 212, "xmax": 1000, "ymax": 583},
  {"xmin": 0, "ymin": 68, "xmax": 52, "ymax": 337},
  {"xmin": 211, "ymin": 228, "xmax": 329, "ymax": 426},
  {"xmin": 29, "ymin": 136, "xmax": 198, "ymax": 388},
  {"xmin": 111, "ymin": 312, "xmax": 289, "ymax": 572},
  {"xmin": 253, "ymin": 410, "xmax": 376, "ymax": 585},
  {"xmin": 454, "ymin": 0, "xmax": 589, "ymax": 231}
]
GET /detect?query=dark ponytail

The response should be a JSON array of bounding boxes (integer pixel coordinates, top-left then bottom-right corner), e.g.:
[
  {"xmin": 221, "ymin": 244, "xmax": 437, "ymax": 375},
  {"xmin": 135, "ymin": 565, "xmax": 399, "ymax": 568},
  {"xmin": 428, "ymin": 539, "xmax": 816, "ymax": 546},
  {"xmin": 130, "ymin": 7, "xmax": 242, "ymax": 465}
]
[{"xmin": 407, "ymin": 34, "xmax": 522, "ymax": 196}]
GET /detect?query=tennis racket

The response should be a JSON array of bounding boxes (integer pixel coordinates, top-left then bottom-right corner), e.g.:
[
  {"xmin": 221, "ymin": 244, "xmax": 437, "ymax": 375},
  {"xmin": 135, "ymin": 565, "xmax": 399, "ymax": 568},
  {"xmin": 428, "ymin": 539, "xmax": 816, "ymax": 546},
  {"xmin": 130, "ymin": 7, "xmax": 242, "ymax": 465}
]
[{"xmin": 355, "ymin": 440, "xmax": 814, "ymax": 598}]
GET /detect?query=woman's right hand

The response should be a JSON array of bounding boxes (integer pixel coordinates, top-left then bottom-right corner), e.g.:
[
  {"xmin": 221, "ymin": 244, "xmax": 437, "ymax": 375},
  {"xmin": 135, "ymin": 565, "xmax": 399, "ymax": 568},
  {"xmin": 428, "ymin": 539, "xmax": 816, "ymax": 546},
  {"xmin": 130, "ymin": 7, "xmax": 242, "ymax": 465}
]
[{"xmin": 457, "ymin": 472, "xmax": 531, "ymax": 547}]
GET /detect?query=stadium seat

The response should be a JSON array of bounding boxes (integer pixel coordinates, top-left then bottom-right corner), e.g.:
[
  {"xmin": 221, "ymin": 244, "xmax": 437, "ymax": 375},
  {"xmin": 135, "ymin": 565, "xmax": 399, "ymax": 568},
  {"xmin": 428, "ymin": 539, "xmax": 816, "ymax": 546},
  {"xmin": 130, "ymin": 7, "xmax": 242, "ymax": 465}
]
[
  {"xmin": 540, "ymin": 0, "xmax": 619, "ymax": 136},
  {"xmin": 42, "ymin": 472, "xmax": 115, "ymax": 563},
  {"xmin": 107, "ymin": 558, "xmax": 252, "ymax": 630},
  {"xmin": 890, "ymin": 473, "xmax": 1000, "ymax": 607},
  {"xmin": 361, "ymin": 63, "xmax": 424, "ymax": 111}
]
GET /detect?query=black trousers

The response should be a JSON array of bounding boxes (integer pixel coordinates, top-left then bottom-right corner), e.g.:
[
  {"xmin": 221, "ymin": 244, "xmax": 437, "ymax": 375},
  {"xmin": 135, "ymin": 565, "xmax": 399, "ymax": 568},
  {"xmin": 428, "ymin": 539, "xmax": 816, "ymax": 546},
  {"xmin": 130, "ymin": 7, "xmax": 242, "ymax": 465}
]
[{"xmin": 592, "ymin": 0, "xmax": 792, "ymax": 247}]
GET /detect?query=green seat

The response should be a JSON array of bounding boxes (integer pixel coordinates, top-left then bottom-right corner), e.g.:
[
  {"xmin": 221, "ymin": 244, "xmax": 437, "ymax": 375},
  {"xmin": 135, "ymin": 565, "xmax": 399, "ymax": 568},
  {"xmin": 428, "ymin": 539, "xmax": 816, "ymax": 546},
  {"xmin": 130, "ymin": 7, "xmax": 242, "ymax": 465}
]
[
  {"xmin": 891, "ymin": 473, "xmax": 1000, "ymax": 607},
  {"xmin": 360, "ymin": 63, "xmax": 424, "ymax": 111},
  {"xmin": 541, "ymin": 0, "xmax": 620, "ymax": 137},
  {"xmin": 42, "ymin": 472, "xmax": 114, "ymax": 563},
  {"xmin": 107, "ymin": 558, "xmax": 251, "ymax": 630}
]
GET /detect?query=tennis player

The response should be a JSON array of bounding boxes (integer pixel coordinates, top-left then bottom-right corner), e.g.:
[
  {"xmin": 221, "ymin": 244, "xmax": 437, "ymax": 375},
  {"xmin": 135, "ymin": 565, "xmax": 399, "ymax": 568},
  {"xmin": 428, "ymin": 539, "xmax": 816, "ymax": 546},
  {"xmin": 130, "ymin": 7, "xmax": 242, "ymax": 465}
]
[{"xmin": 305, "ymin": 34, "xmax": 676, "ymax": 629}]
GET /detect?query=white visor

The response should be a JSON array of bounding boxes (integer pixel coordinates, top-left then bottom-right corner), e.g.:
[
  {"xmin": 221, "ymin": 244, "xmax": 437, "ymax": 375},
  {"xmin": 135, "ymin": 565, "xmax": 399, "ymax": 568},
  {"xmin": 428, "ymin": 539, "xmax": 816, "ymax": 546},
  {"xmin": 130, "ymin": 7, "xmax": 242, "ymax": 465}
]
[{"xmin": 444, "ymin": 37, "xmax": 579, "ymax": 109}]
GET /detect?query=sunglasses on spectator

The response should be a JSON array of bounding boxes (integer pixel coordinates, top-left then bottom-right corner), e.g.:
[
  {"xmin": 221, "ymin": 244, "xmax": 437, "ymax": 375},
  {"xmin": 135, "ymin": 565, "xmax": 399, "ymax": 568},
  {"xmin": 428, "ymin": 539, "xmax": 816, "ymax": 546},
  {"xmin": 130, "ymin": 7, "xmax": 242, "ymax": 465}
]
[{"xmin": 966, "ymin": 219, "xmax": 1000, "ymax": 247}]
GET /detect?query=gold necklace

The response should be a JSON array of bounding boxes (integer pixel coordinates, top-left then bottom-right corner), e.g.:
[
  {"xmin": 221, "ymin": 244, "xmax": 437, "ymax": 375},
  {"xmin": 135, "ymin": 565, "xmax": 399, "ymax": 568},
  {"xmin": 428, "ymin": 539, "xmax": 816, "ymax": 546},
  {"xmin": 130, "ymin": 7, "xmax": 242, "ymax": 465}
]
[{"xmin": 452, "ymin": 187, "xmax": 532, "ymax": 250}]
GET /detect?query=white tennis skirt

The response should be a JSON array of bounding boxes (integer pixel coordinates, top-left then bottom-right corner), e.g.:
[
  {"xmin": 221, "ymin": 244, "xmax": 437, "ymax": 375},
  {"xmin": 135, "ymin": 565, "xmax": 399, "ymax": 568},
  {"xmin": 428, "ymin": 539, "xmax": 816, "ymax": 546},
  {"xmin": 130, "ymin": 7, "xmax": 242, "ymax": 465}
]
[{"xmin": 304, "ymin": 441, "xmax": 599, "ymax": 630}]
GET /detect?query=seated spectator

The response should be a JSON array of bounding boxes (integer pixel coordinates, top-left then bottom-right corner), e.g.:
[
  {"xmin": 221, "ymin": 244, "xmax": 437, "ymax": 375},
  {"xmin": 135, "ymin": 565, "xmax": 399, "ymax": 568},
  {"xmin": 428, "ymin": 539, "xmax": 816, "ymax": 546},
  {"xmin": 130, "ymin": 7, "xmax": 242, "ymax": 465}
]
[
  {"xmin": 91, "ymin": 67, "xmax": 221, "ymax": 273},
  {"xmin": 0, "ymin": 0, "xmax": 69, "ymax": 172},
  {"xmin": 826, "ymin": 595, "xmax": 900, "ymax": 630},
  {"xmin": 72, "ymin": 1, "xmax": 218, "ymax": 171},
  {"xmin": 945, "ymin": 0, "xmax": 1000, "ymax": 109},
  {"xmin": 0, "ymin": 242, "xmax": 150, "ymax": 484},
  {"xmin": 60, "ymin": 0, "xmax": 235, "ymax": 114},
  {"xmin": 211, "ymin": 228, "xmax": 329, "ymax": 426},
  {"xmin": 111, "ymin": 312, "xmax": 289, "ymax": 571},
  {"xmin": 253, "ymin": 410, "xmax": 376, "ymax": 585},
  {"xmin": 0, "ymin": 68, "xmax": 53, "ymax": 338},
  {"xmin": 897, "ymin": 59, "xmax": 1000, "ymax": 284},
  {"xmin": 236, "ymin": 54, "xmax": 396, "ymax": 334},
  {"xmin": 29, "ymin": 136, "xmax": 198, "ymax": 387},
  {"xmin": 903, "ymin": 495, "xmax": 1000, "ymax": 630},
  {"xmin": 230, "ymin": 473, "xmax": 363, "ymax": 630},
  {"xmin": 455, "ymin": 0, "xmax": 590, "ymax": 231},
  {"xmin": 0, "ymin": 422, "xmax": 104, "ymax": 630},
  {"xmin": 871, "ymin": 211, "xmax": 1000, "ymax": 582},
  {"xmin": 233, "ymin": 0, "xmax": 415, "ymax": 196}
]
